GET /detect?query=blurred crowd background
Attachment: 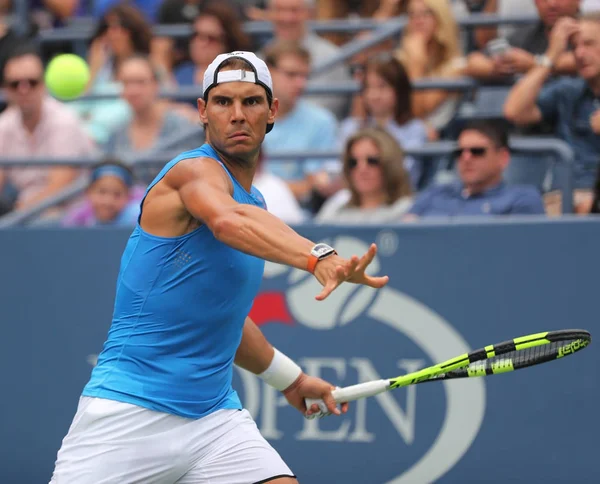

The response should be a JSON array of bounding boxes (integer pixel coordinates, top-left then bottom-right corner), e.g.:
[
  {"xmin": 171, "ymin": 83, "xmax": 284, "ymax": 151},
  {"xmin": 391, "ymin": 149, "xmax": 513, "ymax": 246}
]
[{"xmin": 0, "ymin": 0, "xmax": 600, "ymax": 227}]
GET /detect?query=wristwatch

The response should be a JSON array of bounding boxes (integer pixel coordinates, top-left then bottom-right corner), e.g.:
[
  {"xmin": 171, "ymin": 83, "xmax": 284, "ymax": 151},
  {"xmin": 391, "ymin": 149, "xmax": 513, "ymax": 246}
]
[
  {"xmin": 534, "ymin": 55, "xmax": 553, "ymax": 68},
  {"xmin": 307, "ymin": 243, "xmax": 337, "ymax": 274}
]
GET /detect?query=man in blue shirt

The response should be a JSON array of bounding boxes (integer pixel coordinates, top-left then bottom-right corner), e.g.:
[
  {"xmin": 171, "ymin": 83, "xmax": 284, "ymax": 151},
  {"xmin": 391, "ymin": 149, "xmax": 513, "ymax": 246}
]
[
  {"xmin": 262, "ymin": 40, "xmax": 340, "ymax": 205},
  {"xmin": 407, "ymin": 120, "xmax": 546, "ymax": 218},
  {"xmin": 504, "ymin": 13, "xmax": 600, "ymax": 189}
]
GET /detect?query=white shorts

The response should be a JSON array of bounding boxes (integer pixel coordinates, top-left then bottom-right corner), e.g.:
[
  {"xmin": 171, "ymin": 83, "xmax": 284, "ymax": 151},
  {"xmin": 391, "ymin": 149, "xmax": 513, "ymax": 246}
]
[{"xmin": 50, "ymin": 397, "xmax": 295, "ymax": 484}]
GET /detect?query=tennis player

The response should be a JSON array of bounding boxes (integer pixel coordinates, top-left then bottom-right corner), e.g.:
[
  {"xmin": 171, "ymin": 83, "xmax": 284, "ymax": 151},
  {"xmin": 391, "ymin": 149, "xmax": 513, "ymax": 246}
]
[{"xmin": 49, "ymin": 51, "xmax": 389, "ymax": 484}]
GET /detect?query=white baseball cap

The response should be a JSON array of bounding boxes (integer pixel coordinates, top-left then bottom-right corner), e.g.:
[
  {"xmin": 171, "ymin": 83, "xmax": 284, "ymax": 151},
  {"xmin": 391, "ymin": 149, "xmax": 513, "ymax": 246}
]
[{"xmin": 202, "ymin": 51, "xmax": 273, "ymax": 101}]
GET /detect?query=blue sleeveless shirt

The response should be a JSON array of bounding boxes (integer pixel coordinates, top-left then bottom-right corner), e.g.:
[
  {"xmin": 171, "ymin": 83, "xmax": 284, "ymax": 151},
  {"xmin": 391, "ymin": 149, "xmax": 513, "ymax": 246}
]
[{"xmin": 83, "ymin": 144, "xmax": 266, "ymax": 419}]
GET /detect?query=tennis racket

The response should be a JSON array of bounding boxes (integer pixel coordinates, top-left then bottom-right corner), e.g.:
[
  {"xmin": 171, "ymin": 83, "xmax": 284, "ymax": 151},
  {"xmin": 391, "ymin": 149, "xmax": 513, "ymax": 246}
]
[{"xmin": 305, "ymin": 329, "xmax": 591, "ymax": 414}]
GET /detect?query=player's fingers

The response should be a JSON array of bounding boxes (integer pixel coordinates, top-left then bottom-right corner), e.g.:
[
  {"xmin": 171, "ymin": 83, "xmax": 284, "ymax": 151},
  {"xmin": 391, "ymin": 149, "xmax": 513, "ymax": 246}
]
[
  {"xmin": 309, "ymin": 403, "xmax": 322, "ymax": 414},
  {"xmin": 356, "ymin": 244, "xmax": 378, "ymax": 271},
  {"xmin": 363, "ymin": 274, "xmax": 390, "ymax": 288},
  {"xmin": 322, "ymin": 391, "xmax": 341, "ymax": 416},
  {"xmin": 340, "ymin": 402, "xmax": 349, "ymax": 414},
  {"xmin": 344, "ymin": 256, "xmax": 360, "ymax": 278},
  {"xmin": 315, "ymin": 279, "xmax": 339, "ymax": 301}
]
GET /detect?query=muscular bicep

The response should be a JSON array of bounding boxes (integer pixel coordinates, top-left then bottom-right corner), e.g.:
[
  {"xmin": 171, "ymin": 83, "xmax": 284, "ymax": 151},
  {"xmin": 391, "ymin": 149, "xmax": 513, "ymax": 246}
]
[{"xmin": 175, "ymin": 158, "xmax": 238, "ymax": 229}]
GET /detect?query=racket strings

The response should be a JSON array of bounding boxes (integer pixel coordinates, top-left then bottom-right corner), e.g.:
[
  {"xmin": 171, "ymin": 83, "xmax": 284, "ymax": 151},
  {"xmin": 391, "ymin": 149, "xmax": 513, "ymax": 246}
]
[{"xmin": 468, "ymin": 339, "xmax": 577, "ymax": 374}]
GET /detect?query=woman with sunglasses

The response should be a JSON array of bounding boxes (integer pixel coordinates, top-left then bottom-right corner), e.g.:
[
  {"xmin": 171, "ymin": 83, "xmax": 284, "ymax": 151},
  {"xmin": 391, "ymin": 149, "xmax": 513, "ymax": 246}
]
[
  {"xmin": 173, "ymin": 4, "xmax": 250, "ymax": 87},
  {"xmin": 316, "ymin": 128, "xmax": 413, "ymax": 224},
  {"xmin": 339, "ymin": 54, "xmax": 428, "ymax": 190}
]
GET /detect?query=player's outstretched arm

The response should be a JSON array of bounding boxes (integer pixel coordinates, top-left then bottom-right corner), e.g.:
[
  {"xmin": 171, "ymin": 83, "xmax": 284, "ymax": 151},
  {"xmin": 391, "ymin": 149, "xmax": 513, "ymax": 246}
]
[
  {"xmin": 173, "ymin": 157, "xmax": 388, "ymax": 299},
  {"xmin": 235, "ymin": 317, "xmax": 348, "ymax": 417}
]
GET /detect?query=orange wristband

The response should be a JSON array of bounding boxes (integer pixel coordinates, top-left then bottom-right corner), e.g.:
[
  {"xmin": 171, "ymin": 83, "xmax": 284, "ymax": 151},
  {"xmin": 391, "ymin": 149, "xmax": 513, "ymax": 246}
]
[{"xmin": 307, "ymin": 254, "xmax": 319, "ymax": 274}]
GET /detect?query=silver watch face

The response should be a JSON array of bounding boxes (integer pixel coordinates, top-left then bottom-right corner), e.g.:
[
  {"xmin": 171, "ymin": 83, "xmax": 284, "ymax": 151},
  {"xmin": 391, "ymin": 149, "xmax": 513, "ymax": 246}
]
[{"xmin": 312, "ymin": 243, "xmax": 335, "ymax": 258}]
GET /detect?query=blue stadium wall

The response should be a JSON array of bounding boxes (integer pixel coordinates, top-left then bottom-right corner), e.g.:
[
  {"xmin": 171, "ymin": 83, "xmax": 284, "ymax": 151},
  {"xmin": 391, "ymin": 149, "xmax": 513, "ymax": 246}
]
[{"xmin": 1, "ymin": 219, "xmax": 598, "ymax": 484}]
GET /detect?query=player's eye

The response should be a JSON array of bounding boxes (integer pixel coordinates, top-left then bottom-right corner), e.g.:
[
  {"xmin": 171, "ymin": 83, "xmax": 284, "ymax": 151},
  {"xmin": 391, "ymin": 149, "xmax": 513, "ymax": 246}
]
[
  {"xmin": 245, "ymin": 97, "xmax": 261, "ymax": 106},
  {"xmin": 215, "ymin": 98, "xmax": 229, "ymax": 106}
]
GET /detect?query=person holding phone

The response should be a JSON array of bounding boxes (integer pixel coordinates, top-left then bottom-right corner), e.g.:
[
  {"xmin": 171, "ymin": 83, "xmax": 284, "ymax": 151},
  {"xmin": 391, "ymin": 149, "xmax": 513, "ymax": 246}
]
[{"xmin": 465, "ymin": 0, "xmax": 580, "ymax": 78}]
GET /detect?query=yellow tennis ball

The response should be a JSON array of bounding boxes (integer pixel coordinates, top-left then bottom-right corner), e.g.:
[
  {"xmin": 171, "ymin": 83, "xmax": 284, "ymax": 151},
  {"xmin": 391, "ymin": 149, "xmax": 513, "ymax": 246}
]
[{"xmin": 44, "ymin": 54, "xmax": 90, "ymax": 100}]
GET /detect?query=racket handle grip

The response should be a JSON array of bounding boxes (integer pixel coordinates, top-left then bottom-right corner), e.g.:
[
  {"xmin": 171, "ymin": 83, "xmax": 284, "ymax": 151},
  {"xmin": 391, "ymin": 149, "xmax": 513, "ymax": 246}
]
[{"xmin": 305, "ymin": 379, "xmax": 389, "ymax": 410}]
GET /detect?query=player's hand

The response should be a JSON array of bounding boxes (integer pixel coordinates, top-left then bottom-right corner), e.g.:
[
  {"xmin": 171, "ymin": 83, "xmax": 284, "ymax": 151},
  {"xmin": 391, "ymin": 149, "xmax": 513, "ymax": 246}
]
[
  {"xmin": 282, "ymin": 372, "xmax": 348, "ymax": 417},
  {"xmin": 313, "ymin": 243, "xmax": 389, "ymax": 301}
]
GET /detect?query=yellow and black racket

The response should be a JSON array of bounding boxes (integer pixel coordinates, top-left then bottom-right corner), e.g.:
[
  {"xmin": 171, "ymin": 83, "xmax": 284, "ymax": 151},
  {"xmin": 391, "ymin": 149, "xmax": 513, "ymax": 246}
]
[{"xmin": 305, "ymin": 329, "xmax": 591, "ymax": 411}]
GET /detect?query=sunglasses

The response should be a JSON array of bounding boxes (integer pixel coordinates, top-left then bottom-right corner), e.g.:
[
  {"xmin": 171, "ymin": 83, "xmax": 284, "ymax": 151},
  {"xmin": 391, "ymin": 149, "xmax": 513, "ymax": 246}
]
[
  {"xmin": 453, "ymin": 147, "xmax": 488, "ymax": 158},
  {"xmin": 347, "ymin": 157, "xmax": 381, "ymax": 169},
  {"xmin": 5, "ymin": 78, "xmax": 41, "ymax": 90}
]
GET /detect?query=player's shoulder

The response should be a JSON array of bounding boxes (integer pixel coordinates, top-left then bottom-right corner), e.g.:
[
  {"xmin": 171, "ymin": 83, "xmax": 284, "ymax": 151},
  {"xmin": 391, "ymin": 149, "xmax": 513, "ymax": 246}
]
[{"xmin": 165, "ymin": 154, "xmax": 232, "ymax": 192}]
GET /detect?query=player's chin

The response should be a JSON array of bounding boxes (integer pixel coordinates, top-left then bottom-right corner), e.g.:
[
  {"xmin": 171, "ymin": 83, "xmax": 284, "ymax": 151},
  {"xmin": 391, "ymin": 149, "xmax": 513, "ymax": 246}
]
[{"xmin": 225, "ymin": 138, "xmax": 260, "ymax": 153}]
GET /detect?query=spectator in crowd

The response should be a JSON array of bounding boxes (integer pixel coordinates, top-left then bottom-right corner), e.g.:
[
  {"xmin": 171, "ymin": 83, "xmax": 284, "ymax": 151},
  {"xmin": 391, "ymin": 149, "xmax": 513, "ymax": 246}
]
[
  {"xmin": 467, "ymin": 0, "xmax": 580, "ymax": 78},
  {"xmin": 0, "ymin": 44, "xmax": 96, "ymax": 211},
  {"xmin": 88, "ymin": 4, "xmax": 154, "ymax": 90},
  {"xmin": 316, "ymin": 128, "xmax": 414, "ymax": 224},
  {"xmin": 405, "ymin": 120, "xmax": 546, "ymax": 218},
  {"xmin": 395, "ymin": 0, "xmax": 466, "ymax": 138},
  {"xmin": 472, "ymin": 0, "xmax": 540, "ymax": 50},
  {"xmin": 263, "ymin": 0, "xmax": 353, "ymax": 119},
  {"xmin": 345, "ymin": 31, "xmax": 397, "ymax": 119},
  {"xmin": 71, "ymin": 4, "xmax": 154, "ymax": 146},
  {"xmin": 105, "ymin": 55, "xmax": 202, "ymax": 184},
  {"xmin": 311, "ymin": 0, "xmax": 405, "ymax": 45},
  {"xmin": 62, "ymin": 159, "xmax": 143, "ymax": 227},
  {"xmin": 339, "ymin": 54, "xmax": 428, "ymax": 189},
  {"xmin": 503, "ymin": 14, "xmax": 600, "ymax": 190},
  {"xmin": 253, "ymin": 150, "xmax": 306, "ymax": 224},
  {"xmin": 173, "ymin": 3, "xmax": 251, "ymax": 86},
  {"xmin": 262, "ymin": 40, "xmax": 339, "ymax": 206},
  {"xmin": 153, "ymin": 0, "xmax": 254, "ymax": 73}
]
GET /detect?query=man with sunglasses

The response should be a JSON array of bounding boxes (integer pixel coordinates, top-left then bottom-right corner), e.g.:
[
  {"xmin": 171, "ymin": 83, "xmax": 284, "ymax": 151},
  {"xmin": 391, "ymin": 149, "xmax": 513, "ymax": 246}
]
[
  {"xmin": 405, "ymin": 120, "xmax": 545, "ymax": 218},
  {"xmin": 0, "ymin": 44, "xmax": 96, "ymax": 213}
]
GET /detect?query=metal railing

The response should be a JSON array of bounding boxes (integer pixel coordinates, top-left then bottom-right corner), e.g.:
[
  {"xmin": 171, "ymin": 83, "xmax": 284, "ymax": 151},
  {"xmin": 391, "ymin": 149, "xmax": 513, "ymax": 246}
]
[
  {"xmin": 9, "ymin": 5, "xmax": 540, "ymax": 78},
  {"xmin": 0, "ymin": 124, "xmax": 204, "ymax": 228},
  {"xmin": 0, "ymin": 137, "xmax": 574, "ymax": 228},
  {"xmin": 31, "ymin": 13, "xmax": 540, "ymax": 42},
  {"xmin": 0, "ymin": 77, "xmax": 492, "ymax": 106}
]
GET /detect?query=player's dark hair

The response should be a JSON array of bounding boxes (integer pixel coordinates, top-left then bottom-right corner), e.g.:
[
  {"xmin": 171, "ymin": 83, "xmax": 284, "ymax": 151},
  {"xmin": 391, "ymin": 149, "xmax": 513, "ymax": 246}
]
[{"xmin": 459, "ymin": 119, "xmax": 510, "ymax": 149}]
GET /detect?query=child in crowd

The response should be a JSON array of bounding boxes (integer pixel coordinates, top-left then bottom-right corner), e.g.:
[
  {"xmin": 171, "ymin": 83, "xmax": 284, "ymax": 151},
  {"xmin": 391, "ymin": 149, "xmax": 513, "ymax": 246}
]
[{"xmin": 62, "ymin": 160, "xmax": 143, "ymax": 227}]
